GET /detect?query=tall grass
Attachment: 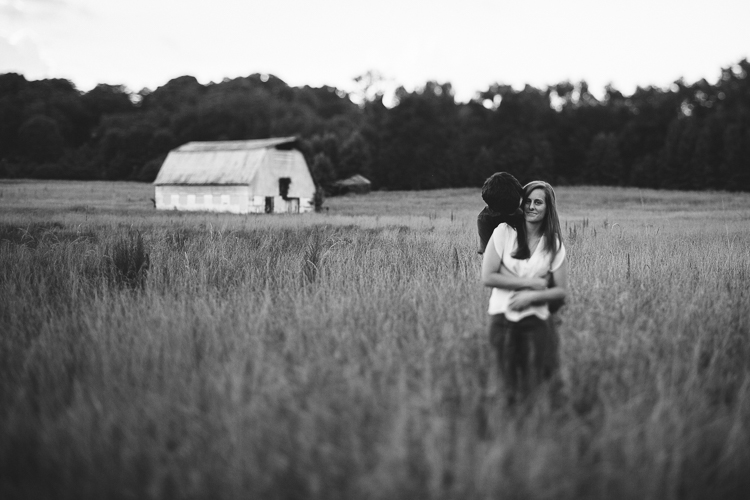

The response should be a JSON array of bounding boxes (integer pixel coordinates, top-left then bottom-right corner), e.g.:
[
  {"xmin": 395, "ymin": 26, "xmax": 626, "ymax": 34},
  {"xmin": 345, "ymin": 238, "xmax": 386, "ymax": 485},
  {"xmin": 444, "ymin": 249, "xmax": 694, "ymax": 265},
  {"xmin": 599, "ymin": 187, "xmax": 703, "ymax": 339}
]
[{"xmin": 1, "ymin": 181, "xmax": 749, "ymax": 499}]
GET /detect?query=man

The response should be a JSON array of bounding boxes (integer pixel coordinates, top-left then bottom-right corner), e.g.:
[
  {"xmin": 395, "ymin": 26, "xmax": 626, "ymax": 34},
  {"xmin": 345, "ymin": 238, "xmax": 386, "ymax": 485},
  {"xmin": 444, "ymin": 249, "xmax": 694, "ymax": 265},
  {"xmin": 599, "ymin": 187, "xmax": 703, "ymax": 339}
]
[
  {"xmin": 479, "ymin": 172, "xmax": 565, "ymax": 314},
  {"xmin": 477, "ymin": 172, "xmax": 524, "ymax": 255}
]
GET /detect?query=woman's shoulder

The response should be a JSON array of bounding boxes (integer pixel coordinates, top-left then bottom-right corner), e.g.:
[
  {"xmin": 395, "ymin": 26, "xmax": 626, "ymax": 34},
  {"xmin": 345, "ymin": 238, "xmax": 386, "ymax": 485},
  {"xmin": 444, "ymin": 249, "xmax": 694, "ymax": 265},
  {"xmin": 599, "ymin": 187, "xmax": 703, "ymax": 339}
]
[
  {"xmin": 491, "ymin": 223, "xmax": 517, "ymax": 247},
  {"xmin": 493, "ymin": 222, "xmax": 516, "ymax": 235}
]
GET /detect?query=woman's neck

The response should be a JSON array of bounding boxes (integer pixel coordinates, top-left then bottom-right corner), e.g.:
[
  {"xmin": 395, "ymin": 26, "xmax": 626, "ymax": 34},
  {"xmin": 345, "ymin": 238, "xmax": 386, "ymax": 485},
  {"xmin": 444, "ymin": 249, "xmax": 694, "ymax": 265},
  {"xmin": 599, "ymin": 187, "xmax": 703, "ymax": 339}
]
[{"xmin": 525, "ymin": 221, "xmax": 543, "ymax": 238}]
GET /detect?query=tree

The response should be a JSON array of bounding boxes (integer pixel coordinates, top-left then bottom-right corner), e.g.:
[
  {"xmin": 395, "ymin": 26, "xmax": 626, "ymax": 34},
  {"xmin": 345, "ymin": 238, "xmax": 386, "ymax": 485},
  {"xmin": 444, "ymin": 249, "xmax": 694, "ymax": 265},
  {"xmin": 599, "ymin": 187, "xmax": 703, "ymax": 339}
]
[
  {"xmin": 140, "ymin": 76, "xmax": 204, "ymax": 113},
  {"xmin": 309, "ymin": 152, "xmax": 336, "ymax": 189},
  {"xmin": 352, "ymin": 70, "xmax": 387, "ymax": 106},
  {"xmin": 81, "ymin": 84, "xmax": 135, "ymax": 123},
  {"xmin": 584, "ymin": 133, "xmax": 623, "ymax": 185},
  {"xmin": 723, "ymin": 123, "xmax": 750, "ymax": 191},
  {"xmin": 306, "ymin": 133, "xmax": 342, "ymax": 177},
  {"xmin": 2, "ymin": 57, "xmax": 750, "ymax": 191},
  {"xmin": 18, "ymin": 115, "xmax": 64, "ymax": 163},
  {"xmin": 375, "ymin": 82, "xmax": 459, "ymax": 190},
  {"xmin": 0, "ymin": 77, "xmax": 25, "ymax": 158},
  {"xmin": 339, "ymin": 131, "xmax": 372, "ymax": 179},
  {"xmin": 690, "ymin": 116, "xmax": 724, "ymax": 189},
  {"xmin": 526, "ymin": 138, "xmax": 555, "ymax": 183},
  {"xmin": 657, "ymin": 119, "xmax": 689, "ymax": 189},
  {"xmin": 470, "ymin": 147, "xmax": 496, "ymax": 186},
  {"xmin": 628, "ymin": 154, "xmax": 658, "ymax": 188}
]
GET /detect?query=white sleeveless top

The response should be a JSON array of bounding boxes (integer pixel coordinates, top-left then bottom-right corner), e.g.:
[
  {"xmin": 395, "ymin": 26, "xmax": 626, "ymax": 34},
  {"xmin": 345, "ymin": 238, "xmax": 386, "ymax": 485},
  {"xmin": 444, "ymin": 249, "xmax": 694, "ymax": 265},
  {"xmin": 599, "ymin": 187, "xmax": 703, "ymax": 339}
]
[{"xmin": 488, "ymin": 223, "xmax": 566, "ymax": 321}]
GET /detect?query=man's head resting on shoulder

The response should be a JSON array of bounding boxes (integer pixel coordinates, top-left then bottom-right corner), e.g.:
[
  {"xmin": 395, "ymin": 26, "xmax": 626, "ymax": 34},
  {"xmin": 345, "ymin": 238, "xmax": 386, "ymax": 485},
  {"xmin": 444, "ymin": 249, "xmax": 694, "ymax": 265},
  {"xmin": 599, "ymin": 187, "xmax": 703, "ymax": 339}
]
[{"xmin": 482, "ymin": 172, "xmax": 523, "ymax": 215}]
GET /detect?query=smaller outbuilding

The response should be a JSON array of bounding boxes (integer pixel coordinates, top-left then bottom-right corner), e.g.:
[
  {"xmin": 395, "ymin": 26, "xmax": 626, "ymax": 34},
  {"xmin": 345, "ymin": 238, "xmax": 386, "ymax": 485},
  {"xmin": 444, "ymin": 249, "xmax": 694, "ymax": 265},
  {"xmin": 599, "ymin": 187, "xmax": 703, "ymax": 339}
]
[
  {"xmin": 153, "ymin": 137, "xmax": 315, "ymax": 214},
  {"xmin": 331, "ymin": 174, "xmax": 372, "ymax": 195}
]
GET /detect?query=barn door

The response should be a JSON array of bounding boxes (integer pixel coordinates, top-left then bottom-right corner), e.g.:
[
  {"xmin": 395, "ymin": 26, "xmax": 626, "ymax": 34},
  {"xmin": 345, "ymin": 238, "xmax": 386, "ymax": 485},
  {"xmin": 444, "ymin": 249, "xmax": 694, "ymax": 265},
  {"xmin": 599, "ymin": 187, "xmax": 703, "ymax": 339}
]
[{"xmin": 288, "ymin": 198, "xmax": 299, "ymax": 214}]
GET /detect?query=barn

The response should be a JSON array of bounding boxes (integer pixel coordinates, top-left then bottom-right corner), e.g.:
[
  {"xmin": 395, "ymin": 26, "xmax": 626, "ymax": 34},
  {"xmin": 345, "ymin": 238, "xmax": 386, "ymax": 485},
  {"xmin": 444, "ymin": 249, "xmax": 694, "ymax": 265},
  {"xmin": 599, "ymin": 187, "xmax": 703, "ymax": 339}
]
[{"xmin": 153, "ymin": 137, "xmax": 316, "ymax": 214}]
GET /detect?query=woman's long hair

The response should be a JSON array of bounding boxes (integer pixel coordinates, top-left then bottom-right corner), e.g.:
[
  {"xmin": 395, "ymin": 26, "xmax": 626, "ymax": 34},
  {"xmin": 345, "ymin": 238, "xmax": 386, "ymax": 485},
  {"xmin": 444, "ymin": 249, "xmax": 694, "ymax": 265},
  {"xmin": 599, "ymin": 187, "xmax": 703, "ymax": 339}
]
[{"xmin": 512, "ymin": 181, "xmax": 563, "ymax": 260}]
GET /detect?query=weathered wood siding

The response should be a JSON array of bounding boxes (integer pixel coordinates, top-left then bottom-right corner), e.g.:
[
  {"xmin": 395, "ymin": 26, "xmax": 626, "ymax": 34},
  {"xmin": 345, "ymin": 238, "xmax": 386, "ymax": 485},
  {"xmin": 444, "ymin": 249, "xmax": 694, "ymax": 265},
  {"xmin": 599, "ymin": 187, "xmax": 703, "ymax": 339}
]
[
  {"xmin": 155, "ymin": 185, "xmax": 249, "ymax": 214},
  {"xmin": 156, "ymin": 186, "xmax": 313, "ymax": 214}
]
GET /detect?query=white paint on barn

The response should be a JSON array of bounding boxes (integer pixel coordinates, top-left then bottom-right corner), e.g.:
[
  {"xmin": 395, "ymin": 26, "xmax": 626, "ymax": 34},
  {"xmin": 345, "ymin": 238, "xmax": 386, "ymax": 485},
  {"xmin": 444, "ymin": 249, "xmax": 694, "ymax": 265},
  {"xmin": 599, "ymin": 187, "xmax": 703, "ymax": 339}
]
[{"xmin": 153, "ymin": 137, "xmax": 315, "ymax": 214}]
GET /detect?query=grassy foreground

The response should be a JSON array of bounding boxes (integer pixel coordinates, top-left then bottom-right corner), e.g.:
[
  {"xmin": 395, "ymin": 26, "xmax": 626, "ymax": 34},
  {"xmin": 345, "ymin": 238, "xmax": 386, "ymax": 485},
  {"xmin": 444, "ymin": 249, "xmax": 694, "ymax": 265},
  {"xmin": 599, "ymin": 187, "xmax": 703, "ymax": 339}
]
[{"xmin": 1, "ymin": 180, "xmax": 749, "ymax": 500}]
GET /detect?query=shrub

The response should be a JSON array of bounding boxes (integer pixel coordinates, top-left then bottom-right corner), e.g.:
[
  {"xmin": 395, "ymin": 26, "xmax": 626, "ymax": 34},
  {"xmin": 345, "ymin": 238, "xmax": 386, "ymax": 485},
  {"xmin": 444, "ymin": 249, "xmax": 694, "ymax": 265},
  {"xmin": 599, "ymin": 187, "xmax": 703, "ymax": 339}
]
[
  {"xmin": 314, "ymin": 185, "xmax": 325, "ymax": 213},
  {"xmin": 104, "ymin": 229, "xmax": 149, "ymax": 290}
]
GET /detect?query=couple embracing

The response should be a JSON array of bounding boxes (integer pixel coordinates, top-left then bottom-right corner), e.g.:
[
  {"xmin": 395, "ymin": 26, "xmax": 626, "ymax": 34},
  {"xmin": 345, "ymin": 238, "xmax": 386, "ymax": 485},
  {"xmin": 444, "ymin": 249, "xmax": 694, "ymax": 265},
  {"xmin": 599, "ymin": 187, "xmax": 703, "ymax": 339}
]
[{"xmin": 477, "ymin": 173, "xmax": 568, "ymax": 405}]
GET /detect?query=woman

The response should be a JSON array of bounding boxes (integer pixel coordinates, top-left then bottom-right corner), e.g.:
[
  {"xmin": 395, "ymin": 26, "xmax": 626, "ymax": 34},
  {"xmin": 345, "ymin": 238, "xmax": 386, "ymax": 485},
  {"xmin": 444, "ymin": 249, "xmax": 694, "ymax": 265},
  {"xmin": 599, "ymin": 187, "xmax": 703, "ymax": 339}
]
[{"xmin": 481, "ymin": 181, "xmax": 568, "ymax": 403}]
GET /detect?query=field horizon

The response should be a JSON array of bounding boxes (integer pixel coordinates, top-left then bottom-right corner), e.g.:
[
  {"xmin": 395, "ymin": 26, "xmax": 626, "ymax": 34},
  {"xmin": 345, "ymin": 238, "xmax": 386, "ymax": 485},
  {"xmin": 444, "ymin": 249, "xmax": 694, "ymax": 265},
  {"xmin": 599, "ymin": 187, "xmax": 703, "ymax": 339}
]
[{"xmin": 1, "ymin": 180, "xmax": 749, "ymax": 500}]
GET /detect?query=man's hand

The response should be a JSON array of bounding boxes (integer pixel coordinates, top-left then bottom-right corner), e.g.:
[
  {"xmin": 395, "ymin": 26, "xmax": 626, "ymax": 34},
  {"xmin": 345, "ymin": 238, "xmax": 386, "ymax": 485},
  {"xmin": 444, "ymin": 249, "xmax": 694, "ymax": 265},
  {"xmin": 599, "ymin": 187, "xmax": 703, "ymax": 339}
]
[
  {"xmin": 498, "ymin": 265, "xmax": 547, "ymax": 290},
  {"xmin": 508, "ymin": 290, "xmax": 537, "ymax": 311},
  {"xmin": 525, "ymin": 277, "xmax": 547, "ymax": 290}
]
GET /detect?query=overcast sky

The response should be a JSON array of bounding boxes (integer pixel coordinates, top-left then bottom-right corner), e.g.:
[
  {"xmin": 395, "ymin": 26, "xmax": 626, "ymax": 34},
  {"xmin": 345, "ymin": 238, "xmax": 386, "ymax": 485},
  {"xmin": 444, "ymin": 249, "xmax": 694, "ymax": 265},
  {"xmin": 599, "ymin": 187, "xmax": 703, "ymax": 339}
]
[{"xmin": 1, "ymin": 0, "xmax": 749, "ymax": 102}]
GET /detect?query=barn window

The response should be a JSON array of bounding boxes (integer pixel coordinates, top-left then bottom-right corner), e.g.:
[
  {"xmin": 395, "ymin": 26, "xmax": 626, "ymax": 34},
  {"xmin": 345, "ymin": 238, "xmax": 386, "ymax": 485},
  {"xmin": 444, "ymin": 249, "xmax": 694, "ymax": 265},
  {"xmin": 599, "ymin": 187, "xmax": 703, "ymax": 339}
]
[
  {"xmin": 279, "ymin": 178, "xmax": 291, "ymax": 200},
  {"xmin": 265, "ymin": 197, "xmax": 274, "ymax": 213}
]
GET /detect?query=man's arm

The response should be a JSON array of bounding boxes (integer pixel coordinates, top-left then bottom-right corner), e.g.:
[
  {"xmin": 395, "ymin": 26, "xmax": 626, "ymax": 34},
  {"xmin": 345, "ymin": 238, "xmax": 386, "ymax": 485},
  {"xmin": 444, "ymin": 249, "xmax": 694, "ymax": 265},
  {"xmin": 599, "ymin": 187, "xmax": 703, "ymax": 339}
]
[
  {"xmin": 477, "ymin": 208, "xmax": 504, "ymax": 254},
  {"xmin": 481, "ymin": 237, "xmax": 547, "ymax": 290},
  {"xmin": 507, "ymin": 259, "xmax": 568, "ymax": 310}
]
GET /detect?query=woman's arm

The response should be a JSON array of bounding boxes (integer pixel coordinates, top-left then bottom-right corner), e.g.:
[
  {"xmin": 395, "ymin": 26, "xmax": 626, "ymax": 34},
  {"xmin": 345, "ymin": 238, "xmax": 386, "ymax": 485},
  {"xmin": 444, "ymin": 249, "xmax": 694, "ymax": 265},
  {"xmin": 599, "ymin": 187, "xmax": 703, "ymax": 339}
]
[
  {"xmin": 481, "ymin": 235, "xmax": 547, "ymax": 290},
  {"xmin": 508, "ymin": 258, "xmax": 568, "ymax": 310}
]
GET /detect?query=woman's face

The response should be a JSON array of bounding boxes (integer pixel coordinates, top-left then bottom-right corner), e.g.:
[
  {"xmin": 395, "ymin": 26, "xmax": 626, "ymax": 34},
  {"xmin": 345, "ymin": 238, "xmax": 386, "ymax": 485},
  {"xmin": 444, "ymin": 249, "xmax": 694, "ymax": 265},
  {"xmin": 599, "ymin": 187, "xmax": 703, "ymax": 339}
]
[{"xmin": 524, "ymin": 188, "xmax": 547, "ymax": 223}]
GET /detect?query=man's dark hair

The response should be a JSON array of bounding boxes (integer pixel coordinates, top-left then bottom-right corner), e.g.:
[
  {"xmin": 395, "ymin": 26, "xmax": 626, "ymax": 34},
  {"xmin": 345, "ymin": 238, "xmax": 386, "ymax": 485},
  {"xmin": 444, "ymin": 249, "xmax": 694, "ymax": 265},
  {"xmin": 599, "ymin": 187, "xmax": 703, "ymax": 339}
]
[{"xmin": 481, "ymin": 172, "xmax": 523, "ymax": 214}]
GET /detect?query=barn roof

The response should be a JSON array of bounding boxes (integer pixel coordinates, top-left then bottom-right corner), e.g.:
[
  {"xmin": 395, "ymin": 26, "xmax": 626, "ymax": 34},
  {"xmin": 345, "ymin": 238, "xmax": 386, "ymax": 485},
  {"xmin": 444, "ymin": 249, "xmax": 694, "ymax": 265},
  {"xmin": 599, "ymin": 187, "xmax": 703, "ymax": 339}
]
[
  {"xmin": 153, "ymin": 137, "xmax": 304, "ymax": 186},
  {"xmin": 175, "ymin": 136, "xmax": 297, "ymax": 153},
  {"xmin": 333, "ymin": 174, "xmax": 371, "ymax": 187}
]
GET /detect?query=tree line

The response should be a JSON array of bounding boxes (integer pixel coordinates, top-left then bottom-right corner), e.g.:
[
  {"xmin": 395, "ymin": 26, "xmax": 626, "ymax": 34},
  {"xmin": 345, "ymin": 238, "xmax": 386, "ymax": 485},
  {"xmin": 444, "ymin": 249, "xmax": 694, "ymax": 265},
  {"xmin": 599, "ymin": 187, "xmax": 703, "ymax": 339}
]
[{"xmin": 1, "ymin": 59, "xmax": 749, "ymax": 192}]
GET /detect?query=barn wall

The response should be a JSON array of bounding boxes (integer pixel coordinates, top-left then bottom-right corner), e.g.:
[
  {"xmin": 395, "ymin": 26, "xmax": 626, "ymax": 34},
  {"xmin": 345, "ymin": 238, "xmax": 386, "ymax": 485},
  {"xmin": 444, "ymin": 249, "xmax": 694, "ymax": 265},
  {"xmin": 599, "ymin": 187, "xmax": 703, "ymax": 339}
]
[
  {"xmin": 155, "ymin": 186, "xmax": 314, "ymax": 214},
  {"xmin": 298, "ymin": 197, "xmax": 314, "ymax": 214},
  {"xmin": 155, "ymin": 185, "xmax": 250, "ymax": 214},
  {"xmin": 249, "ymin": 195, "xmax": 314, "ymax": 214},
  {"xmin": 251, "ymin": 150, "xmax": 316, "ymax": 200}
]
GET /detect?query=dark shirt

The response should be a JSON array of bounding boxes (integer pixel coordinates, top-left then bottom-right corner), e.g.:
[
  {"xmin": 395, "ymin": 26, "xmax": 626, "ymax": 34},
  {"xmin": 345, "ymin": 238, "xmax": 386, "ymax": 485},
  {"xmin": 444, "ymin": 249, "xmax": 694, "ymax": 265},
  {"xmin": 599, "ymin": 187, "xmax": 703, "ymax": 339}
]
[{"xmin": 477, "ymin": 207, "xmax": 523, "ymax": 254}]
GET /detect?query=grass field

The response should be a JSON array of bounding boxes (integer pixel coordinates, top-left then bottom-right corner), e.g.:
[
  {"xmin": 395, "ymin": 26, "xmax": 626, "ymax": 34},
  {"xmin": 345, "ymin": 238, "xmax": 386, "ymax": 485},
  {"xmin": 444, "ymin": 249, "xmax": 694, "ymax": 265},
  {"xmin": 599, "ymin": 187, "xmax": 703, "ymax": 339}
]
[{"xmin": 1, "ymin": 179, "xmax": 749, "ymax": 500}]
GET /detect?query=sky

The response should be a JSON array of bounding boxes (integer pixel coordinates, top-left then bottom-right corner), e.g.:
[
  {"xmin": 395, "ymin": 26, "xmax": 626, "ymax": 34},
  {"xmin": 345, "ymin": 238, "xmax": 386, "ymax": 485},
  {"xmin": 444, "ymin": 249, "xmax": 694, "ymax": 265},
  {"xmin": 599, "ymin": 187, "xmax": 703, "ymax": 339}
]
[{"xmin": 1, "ymin": 0, "xmax": 749, "ymax": 103}]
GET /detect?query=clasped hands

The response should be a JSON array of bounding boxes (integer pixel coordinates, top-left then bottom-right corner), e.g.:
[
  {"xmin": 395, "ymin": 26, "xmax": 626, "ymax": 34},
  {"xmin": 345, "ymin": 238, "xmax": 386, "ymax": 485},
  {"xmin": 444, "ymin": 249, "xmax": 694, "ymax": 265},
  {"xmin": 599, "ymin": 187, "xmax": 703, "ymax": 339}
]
[{"xmin": 503, "ymin": 268, "xmax": 550, "ymax": 311}]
